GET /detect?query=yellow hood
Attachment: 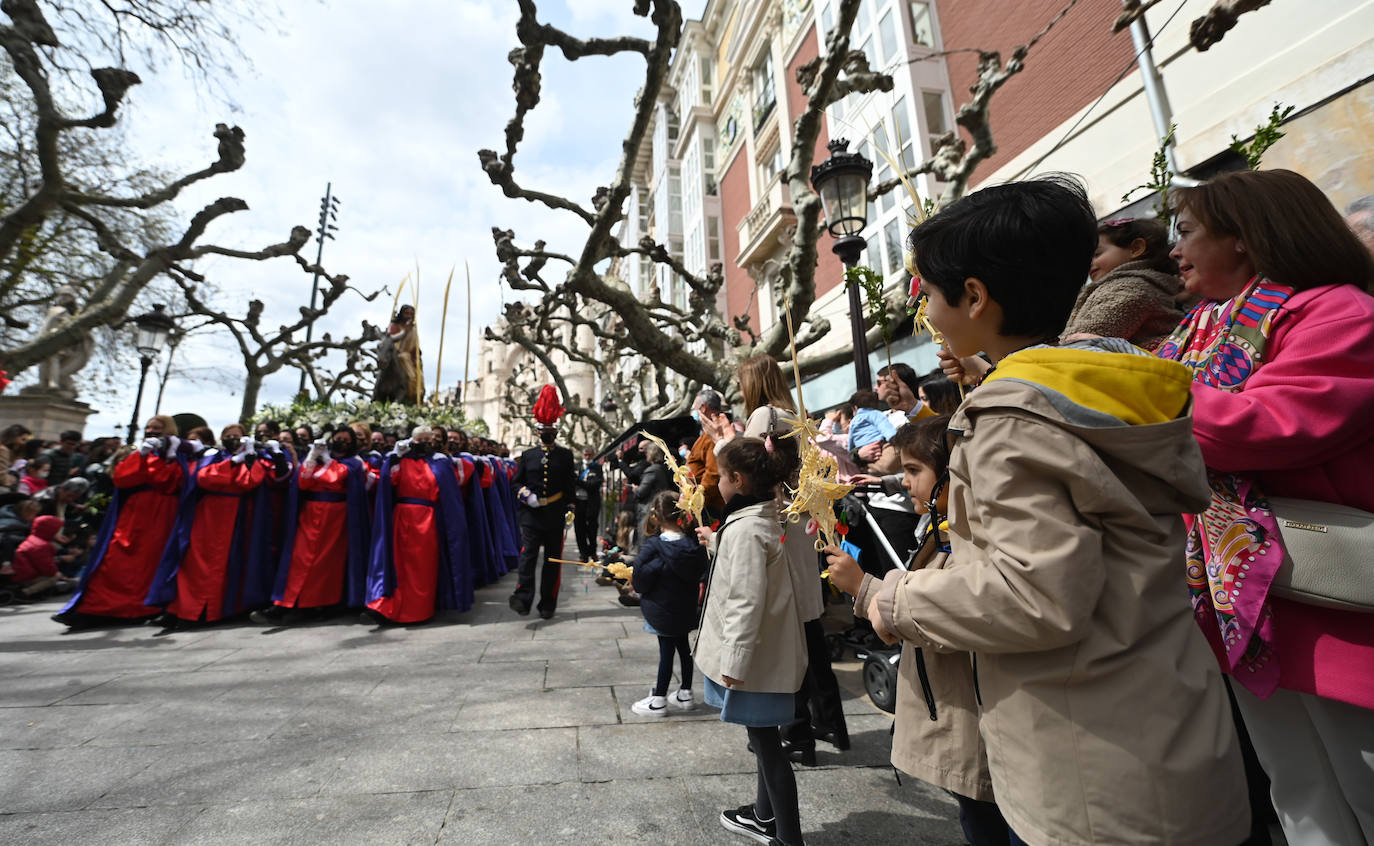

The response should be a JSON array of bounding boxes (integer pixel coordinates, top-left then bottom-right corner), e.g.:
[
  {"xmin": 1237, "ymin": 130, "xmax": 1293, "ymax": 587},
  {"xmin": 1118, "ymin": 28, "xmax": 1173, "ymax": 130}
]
[{"xmin": 984, "ymin": 346, "xmax": 1192, "ymax": 426}]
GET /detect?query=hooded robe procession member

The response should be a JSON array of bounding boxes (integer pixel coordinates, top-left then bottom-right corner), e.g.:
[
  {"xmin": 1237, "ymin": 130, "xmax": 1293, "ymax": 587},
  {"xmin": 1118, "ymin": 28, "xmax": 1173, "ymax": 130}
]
[
  {"xmin": 253, "ymin": 430, "xmax": 372, "ymax": 624},
  {"xmin": 481, "ymin": 455, "xmax": 521, "ymax": 575},
  {"xmin": 508, "ymin": 386, "xmax": 577, "ymax": 620},
  {"xmin": 146, "ymin": 427, "xmax": 285, "ymax": 626},
  {"xmin": 364, "ymin": 426, "xmax": 473, "ymax": 625},
  {"xmin": 456, "ymin": 453, "xmax": 504, "ymax": 586},
  {"xmin": 53, "ymin": 416, "xmax": 187, "ymax": 628}
]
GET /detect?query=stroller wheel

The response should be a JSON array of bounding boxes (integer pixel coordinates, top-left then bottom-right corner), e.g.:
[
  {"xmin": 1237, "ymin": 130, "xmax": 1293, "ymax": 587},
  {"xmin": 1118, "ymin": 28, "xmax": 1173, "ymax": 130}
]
[{"xmin": 864, "ymin": 650, "xmax": 899, "ymax": 713}]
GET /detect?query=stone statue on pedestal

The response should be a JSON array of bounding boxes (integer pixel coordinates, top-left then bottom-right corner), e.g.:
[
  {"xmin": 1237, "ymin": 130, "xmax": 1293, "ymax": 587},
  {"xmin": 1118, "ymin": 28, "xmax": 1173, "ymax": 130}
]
[{"xmin": 27, "ymin": 287, "xmax": 94, "ymax": 401}]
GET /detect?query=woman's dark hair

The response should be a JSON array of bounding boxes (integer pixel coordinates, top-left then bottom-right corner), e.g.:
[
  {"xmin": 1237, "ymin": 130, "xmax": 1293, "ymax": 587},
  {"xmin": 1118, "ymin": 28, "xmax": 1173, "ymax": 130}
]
[
  {"xmin": 648, "ymin": 489, "xmax": 696, "ymax": 534},
  {"xmin": 25, "ymin": 454, "xmax": 51, "ymax": 470},
  {"xmin": 1, "ymin": 424, "xmax": 31, "ymax": 447},
  {"xmin": 847, "ymin": 389, "xmax": 883, "ymax": 410},
  {"xmin": 716, "ymin": 436, "xmax": 800, "ymax": 496},
  {"xmin": 909, "ymin": 174, "xmax": 1097, "ymax": 339},
  {"xmin": 1098, "ymin": 217, "xmax": 1178, "ymax": 274},
  {"xmin": 1172, "ymin": 169, "xmax": 1374, "ymax": 292},
  {"xmin": 890, "ymin": 415, "xmax": 952, "ymax": 477},
  {"xmin": 918, "ymin": 370, "xmax": 962, "ymax": 415}
]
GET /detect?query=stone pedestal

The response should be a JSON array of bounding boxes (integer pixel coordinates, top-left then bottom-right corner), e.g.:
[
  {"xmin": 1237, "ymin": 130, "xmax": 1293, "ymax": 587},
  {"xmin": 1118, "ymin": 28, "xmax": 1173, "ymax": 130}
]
[{"xmin": 0, "ymin": 391, "xmax": 97, "ymax": 439}]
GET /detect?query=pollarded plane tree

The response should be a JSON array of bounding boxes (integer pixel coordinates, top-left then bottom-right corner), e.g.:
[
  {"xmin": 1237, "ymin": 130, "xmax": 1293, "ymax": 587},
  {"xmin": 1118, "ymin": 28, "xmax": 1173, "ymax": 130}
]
[
  {"xmin": 482, "ymin": 0, "xmax": 1268, "ymax": 435},
  {"xmin": 479, "ymin": 0, "xmax": 1091, "ymax": 435},
  {"xmin": 0, "ymin": 0, "xmax": 358, "ymax": 402}
]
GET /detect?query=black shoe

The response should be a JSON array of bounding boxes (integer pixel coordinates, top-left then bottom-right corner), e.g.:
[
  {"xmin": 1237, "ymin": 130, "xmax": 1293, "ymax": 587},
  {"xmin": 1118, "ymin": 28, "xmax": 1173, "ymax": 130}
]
[
  {"xmin": 249, "ymin": 606, "xmax": 286, "ymax": 625},
  {"xmin": 780, "ymin": 740, "xmax": 818, "ymax": 767},
  {"xmin": 508, "ymin": 594, "xmax": 531, "ymax": 616},
  {"xmin": 719, "ymin": 804, "xmax": 776, "ymax": 844},
  {"xmin": 816, "ymin": 726, "xmax": 850, "ymax": 751},
  {"xmin": 538, "ymin": 607, "xmax": 554, "ymax": 620}
]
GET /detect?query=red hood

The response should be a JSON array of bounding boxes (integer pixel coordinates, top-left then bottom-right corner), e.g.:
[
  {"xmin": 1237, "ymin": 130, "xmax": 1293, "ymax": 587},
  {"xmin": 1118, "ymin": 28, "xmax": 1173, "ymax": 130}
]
[{"xmin": 31, "ymin": 514, "xmax": 62, "ymax": 540}]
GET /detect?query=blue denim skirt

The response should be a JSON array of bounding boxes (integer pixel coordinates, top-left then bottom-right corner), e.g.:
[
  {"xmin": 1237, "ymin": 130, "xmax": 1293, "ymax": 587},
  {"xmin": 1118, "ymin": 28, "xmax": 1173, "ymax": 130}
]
[{"xmin": 703, "ymin": 676, "xmax": 795, "ymax": 727}]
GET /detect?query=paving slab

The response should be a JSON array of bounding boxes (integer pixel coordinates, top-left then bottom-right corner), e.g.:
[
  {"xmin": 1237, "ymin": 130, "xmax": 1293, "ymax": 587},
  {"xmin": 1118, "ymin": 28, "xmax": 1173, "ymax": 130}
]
[
  {"xmin": 323, "ymin": 727, "xmax": 580, "ymax": 794},
  {"xmin": 578, "ymin": 719, "xmax": 756, "ymax": 781},
  {"xmin": 0, "ymin": 745, "xmax": 153, "ymax": 813},
  {"xmin": 174, "ymin": 791, "xmax": 454, "ymax": 845},
  {"xmin": 454, "ymin": 685, "xmax": 619, "ymax": 731},
  {"xmin": 0, "ymin": 703, "xmax": 149, "ymax": 750},
  {"xmin": 0, "ymin": 806, "xmax": 203, "ymax": 846},
  {"xmin": 438, "ymin": 778, "xmax": 708, "ymax": 845}
]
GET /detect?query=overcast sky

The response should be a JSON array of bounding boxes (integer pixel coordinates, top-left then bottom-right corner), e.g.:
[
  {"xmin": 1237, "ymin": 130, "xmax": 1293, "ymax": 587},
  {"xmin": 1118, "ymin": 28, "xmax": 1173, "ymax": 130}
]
[{"xmin": 81, "ymin": 0, "xmax": 679, "ymax": 437}]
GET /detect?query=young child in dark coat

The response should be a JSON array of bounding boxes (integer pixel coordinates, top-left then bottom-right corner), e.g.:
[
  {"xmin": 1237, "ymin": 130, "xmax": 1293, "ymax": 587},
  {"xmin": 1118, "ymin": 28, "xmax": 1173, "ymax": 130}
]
[{"xmin": 629, "ymin": 491, "xmax": 708, "ymax": 717}]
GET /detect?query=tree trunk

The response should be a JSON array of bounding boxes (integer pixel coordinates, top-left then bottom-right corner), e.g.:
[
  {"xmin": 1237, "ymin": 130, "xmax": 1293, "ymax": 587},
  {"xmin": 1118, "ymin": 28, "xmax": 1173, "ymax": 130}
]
[{"xmin": 239, "ymin": 367, "xmax": 264, "ymax": 424}]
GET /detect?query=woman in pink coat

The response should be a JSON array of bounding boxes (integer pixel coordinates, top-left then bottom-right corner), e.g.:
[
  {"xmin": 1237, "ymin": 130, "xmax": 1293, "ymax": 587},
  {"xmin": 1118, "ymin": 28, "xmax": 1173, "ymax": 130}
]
[{"xmin": 1158, "ymin": 169, "xmax": 1374, "ymax": 846}]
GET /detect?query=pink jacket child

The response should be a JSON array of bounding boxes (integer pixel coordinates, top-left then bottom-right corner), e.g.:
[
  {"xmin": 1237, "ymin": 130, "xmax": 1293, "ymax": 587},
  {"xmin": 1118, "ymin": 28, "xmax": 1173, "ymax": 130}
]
[{"xmin": 12, "ymin": 515, "xmax": 63, "ymax": 583}]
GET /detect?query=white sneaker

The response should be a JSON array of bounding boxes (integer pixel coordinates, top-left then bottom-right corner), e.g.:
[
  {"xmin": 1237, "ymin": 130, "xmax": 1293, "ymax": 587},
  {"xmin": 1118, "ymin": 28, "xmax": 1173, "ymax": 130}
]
[
  {"xmin": 668, "ymin": 689, "xmax": 696, "ymax": 711},
  {"xmin": 631, "ymin": 693, "xmax": 668, "ymax": 717}
]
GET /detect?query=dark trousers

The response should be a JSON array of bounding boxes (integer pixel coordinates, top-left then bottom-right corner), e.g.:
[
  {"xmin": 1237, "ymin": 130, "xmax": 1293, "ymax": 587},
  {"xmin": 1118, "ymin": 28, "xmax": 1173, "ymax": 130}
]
[
  {"xmin": 574, "ymin": 498, "xmax": 600, "ymax": 560},
  {"xmin": 747, "ymin": 726, "xmax": 803, "ymax": 846},
  {"xmin": 514, "ymin": 506, "xmax": 565, "ymax": 613},
  {"xmin": 949, "ymin": 792, "xmax": 1010, "ymax": 846},
  {"xmin": 654, "ymin": 634, "xmax": 693, "ymax": 696},
  {"xmin": 782, "ymin": 618, "xmax": 848, "ymax": 748}
]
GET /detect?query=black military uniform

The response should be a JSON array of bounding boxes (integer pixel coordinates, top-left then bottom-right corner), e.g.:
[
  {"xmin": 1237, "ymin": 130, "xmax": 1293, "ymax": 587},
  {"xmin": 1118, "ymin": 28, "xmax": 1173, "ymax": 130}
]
[
  {"xmin": 509, "ymin": 429, "xmax": 576, "ymax": 619},
  {"xmin": 573, "ymin": 457, "xmax": 604, "ymax": 561}
]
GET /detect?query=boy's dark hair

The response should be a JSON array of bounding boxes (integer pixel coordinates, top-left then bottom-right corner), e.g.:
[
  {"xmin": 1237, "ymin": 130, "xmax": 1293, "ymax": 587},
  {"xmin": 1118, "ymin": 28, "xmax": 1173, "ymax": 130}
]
[
  {"xmin": 716, "ymin": 436, "xmax": 799, "ymax": 495},
  {"xmin": 847, "ymin": 389, "xmax": 883, "ymax": 410},
  {"xmin": 836, "ymin": 403, "xmax": 856, "ymax": 420},
  {"xmin": 891, "ymin": 415, "xmax": 953, "ymax": 476},
  {"xmin": 1099, "ymin": 217, "xmax": 1178, "ymax": 275},
  {"xmin": 918, "ymin": 370, "xmax": 962, "ymax": 415},
  {"xmin": 909, "ymin": 174, "xmax": 1097, "ymax": 339}
]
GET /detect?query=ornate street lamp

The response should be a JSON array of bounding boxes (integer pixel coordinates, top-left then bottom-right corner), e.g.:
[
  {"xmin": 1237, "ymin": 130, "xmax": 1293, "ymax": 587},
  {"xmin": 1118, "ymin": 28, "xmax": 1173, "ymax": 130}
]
[
  {"xmin": 811, "ymin": 138, "xmax": 874, "ymax": 390},
  {"xmin": 125, "ymin": 304, "xmax": 176, "ymax": 444}
]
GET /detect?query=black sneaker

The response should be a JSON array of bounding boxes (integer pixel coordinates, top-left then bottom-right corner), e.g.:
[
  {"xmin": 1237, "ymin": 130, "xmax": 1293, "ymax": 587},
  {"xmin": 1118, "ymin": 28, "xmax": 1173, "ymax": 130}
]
[
  {"xmin": 720, "ymin": 804, "xmax": 776, "ymax": 844},
  {"xmin": 508, "ymin": 594, "xmax": 531, "ymax": 616}
]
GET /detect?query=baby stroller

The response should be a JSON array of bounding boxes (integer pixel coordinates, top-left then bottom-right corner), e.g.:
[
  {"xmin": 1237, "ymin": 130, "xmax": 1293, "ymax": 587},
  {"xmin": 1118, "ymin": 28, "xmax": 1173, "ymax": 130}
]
[{"xmin": 824, "ymin": 487, "xmax": 913, "ymax": 715}]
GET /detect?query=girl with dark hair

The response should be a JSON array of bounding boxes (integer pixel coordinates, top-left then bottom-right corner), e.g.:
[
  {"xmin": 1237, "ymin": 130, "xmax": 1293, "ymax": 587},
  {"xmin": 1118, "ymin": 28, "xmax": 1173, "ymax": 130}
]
[
  {"xmin": 629, "ymin": 491, "xmax": 709, "ymax": 717},
  {"xmin": 827, "ymin": 416, "xmax": 1008, "ymax": 845},
  {"xmin": 1158, "ymin": 168, "xmax": 1374, "ymax": 846},
  {"xmin": 1061, "ymin": 216, "xmax": 1183, "ymax": 350},
  {"xmin": 697, "ymin": 437, "xmax": 807, "ymax": 846}
]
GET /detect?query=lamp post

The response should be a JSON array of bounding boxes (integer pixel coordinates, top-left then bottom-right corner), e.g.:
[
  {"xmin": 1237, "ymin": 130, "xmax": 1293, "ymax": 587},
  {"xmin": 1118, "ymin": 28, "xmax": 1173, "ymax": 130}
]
[
  {"xmin": 125, "ymin": 304, "xmax": 176, "ymax": 444},
  {"xmin": 299, "ymin": 182, "xmax": 341, "ymax": 395},
  {"xmin": 152, "ymin": 325, "xmax": 183, "ymax": 415},
  {"xmin": 810, "ymin": 138, "xmax": 874, "ymax": 391}
]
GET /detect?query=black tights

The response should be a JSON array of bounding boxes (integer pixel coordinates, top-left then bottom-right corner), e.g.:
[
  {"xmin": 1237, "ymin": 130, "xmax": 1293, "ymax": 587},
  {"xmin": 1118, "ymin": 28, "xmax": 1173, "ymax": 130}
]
[
  {"xmin": 747, "ymin": 725, "xmax": 802, "ymax": 845},
  {"xmin": 654, "ymin": 634, "xmax": 693, "ymax": 696}
]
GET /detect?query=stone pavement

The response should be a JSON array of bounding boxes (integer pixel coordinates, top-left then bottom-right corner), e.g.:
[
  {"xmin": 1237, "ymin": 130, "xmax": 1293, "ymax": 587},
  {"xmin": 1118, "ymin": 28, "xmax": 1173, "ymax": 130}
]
[{"xmin": 0, "ymin": 554, "xmax": 964, "ymax": 845}]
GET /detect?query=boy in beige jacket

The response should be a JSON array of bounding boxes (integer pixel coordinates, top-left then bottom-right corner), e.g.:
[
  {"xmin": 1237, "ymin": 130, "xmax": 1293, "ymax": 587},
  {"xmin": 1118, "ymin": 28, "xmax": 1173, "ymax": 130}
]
[{"xmin": 880, "ymin": 176, "xmax": 1250, "ymax": 846}]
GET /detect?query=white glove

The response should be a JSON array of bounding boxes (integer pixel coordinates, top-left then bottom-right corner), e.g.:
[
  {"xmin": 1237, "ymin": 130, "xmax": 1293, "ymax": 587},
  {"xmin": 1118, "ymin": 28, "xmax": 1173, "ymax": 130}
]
[
  {"xmin": 163, "ymin": 436, "xmax": 180, "ymax": 457},
  {"xmin": 184, "ymin": 439, "xmax": 204, "ymax": 454},
  {"xmin": 265, "ymin": 439, "xmax": 283, "ymax": 455},
  {"xmin": 306, "ymin": 439, "xmax": 328, "ymax": 467},
  {"xmin": 231, "ymin": 436, "xmax": 256, "ymax": 464},
  {"xmin": 518, "ymin": 485, "xmax": 539, "ymax": 507},
  {"xmin": 393, "ymin": 438, "xmax": 412, "ymax": 457},
  {"xmin": 139, "ymin": 438, "xmax": 161, "ymax": 456}
]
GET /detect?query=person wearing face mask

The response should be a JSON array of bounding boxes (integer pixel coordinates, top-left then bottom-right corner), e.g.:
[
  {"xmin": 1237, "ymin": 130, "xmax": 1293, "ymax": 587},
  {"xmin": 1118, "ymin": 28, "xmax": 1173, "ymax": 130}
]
[
  {"xmin": 53, "ymin": 415, "xmax": 186, "ymax": 628},
  {"xmin": 17, "ymin": 454, "xmax": 51, "ymax": 495},
  {"xmin": 253, "ymin": 428, "xmax": 372, "ymax": 624},
  {"xmin": 364, "ymin": 425, "xmax": 473, "ymax": 625},
  {"xmin": 146, "ymin": 424, "xmax": 276, "ymax": 628},
  {"xmin": 508, "ymin": 386, "xmax": 577, "ymax": 619}
]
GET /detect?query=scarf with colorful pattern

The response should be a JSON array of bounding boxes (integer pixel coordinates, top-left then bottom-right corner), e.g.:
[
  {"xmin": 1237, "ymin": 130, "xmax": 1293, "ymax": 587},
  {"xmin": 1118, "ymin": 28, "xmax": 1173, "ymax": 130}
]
[{"xmin": 1156, "ymin": 275, "xmax": 1294, "ymax": 697}]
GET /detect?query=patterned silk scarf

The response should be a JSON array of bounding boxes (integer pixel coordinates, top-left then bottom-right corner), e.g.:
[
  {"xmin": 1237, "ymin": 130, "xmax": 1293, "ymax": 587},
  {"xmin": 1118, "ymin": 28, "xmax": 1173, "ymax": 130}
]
[{"xmin": 1156, "ymin": 275, "xmax": 1294, "ymax": 697}]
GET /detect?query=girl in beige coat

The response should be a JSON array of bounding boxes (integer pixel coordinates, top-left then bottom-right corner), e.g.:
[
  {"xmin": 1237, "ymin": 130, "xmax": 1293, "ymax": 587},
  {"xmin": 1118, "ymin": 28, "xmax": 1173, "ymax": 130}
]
[
  {"xmin": 696, "ymin": 437, "xmax": 807, "ymax": 846},
  {"xmin": 828, "ymin": 416, "xmax": 1007, "ymax": 845}
]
